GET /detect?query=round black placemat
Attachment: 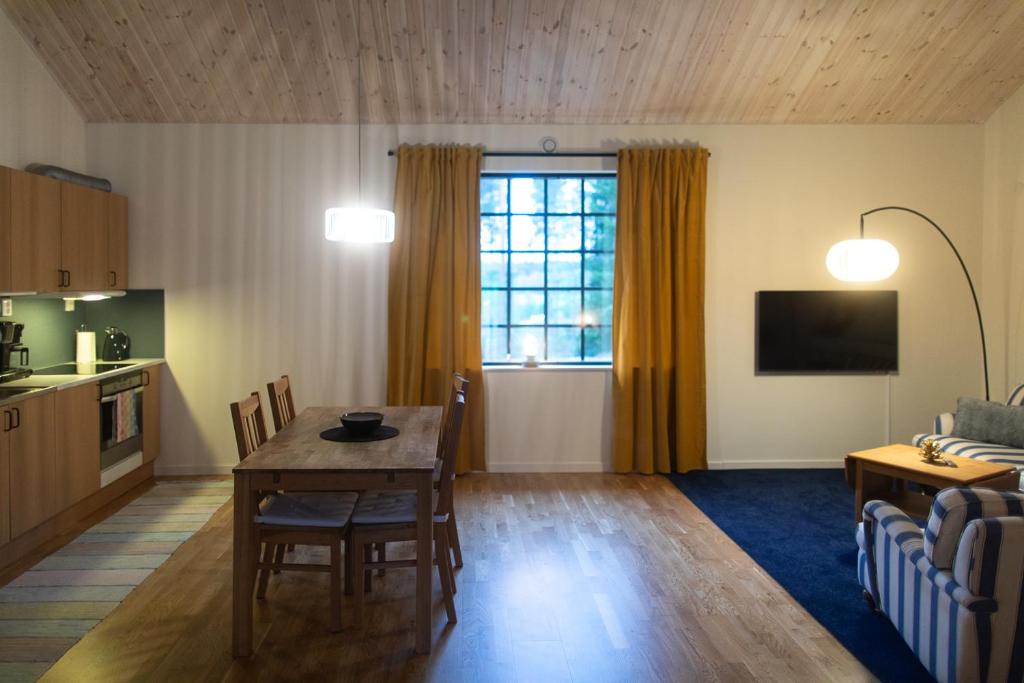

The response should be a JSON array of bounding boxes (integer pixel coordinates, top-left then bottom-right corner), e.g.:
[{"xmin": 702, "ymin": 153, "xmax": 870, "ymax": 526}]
[{"xmin": 319, "ymin": 425, "xmax": 400, "ymax": 443}]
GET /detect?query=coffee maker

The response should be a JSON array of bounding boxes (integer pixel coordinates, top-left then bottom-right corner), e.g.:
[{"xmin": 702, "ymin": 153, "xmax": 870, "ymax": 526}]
[{"xmin": 0, "ymin": 321, "xmax": 31, "ymax": 382}]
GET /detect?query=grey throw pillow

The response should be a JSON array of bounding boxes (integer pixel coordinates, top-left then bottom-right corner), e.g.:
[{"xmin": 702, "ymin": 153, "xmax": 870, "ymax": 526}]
[{"xmin": 951, "ymin": 397, "xmax": 1024, "ymax": 448}]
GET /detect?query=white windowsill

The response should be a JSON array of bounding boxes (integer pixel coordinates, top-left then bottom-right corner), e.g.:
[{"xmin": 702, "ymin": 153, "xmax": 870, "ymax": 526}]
[{"xmin": 483, "ymin": 364, "xmax": 612, "ymax": 372}]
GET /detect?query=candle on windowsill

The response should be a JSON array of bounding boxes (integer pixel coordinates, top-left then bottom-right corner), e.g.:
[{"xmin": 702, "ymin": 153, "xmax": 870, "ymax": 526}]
[{"xmin": 522, "ymin": 334, "xmax": 540, "ymax": 368}]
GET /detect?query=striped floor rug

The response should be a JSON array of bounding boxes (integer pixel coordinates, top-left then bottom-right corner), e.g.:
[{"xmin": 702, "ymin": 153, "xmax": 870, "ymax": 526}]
[{"xmin": 0, "ymin": 480, "xmax": 232, "ymax": 683}]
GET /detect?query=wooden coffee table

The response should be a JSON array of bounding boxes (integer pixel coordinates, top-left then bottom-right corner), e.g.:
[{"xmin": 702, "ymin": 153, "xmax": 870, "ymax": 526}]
[{"xmin": 845, "ymin": 444, "xmax": 1020, "ymax": 522}]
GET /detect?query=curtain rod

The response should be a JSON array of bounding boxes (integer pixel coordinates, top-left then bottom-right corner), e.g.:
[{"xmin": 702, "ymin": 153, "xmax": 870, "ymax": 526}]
[
  {"xmin": 385, "ymin": 149, "xmax": 709, "ymax": 158},
  {"xmin": 386, "ymin": 150, "xmax": 615, "ymax": 158}
]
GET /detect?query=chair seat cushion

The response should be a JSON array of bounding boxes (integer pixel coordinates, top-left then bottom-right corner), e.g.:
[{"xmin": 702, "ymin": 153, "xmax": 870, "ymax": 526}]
[
  {"xmin": 351, "ymin": 490, "xmax": 443, "ymax": 525},
  {"xmin": 255, "ymin": 492, "xmax": 358, "ymax": 528},
  {"xmin": 912, "ymin": 433, "xmax": 1024, "ymax": 472}
]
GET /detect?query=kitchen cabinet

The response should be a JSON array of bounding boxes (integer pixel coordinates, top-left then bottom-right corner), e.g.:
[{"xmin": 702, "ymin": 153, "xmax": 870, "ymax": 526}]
[
  {"xmin": 60, "ymin": 182, "xmax": 109, "ymax": 292},
  {"xmin": 0, "ymin": 416, "xmax": 9, "ymax": 547},
  {"xmin": 8, "ymin": 392, "xmax": 56, "ymax": 538},
  {"xmin": 143, "ymin": 365, "xmax": 160, "ymax": 463},
  {"xmin": 0, "ymin": 168, "xmax": 60, "ymax": 293},
  {"xmin": 107, "ymin": 193, "xmax": 129, "ymax": 289},
  {"xmin": 0, "ymin": 169, "xmax": 10, "ymax": 291},
  {"xmin": 54, "ymin": 382, "xmax": 100, "ymax": 509},
  {"xmin": 0, "ymin": 166, "xmax": 129, "ymax": 293},
  {"xmin": 0, "ymin": 362, "xmax": 162, "ymax": 569}
]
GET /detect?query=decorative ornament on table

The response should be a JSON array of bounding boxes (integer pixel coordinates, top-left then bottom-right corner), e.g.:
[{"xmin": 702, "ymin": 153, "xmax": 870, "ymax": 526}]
[{"xmin": 919, "ymin": 438, "xmax": 947, "ymax": 465}]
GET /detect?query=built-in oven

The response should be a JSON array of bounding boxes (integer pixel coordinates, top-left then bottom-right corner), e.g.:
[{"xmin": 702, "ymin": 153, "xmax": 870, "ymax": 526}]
[{"xmin": 99, "ymin": 371, "xmax": 145, "ymax": 486}]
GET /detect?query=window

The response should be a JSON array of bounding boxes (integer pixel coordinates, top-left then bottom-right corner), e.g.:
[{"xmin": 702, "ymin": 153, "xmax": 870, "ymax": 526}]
[{"xmin": 480, "ymin": 173, "xmax": 616, "ymax": 364}]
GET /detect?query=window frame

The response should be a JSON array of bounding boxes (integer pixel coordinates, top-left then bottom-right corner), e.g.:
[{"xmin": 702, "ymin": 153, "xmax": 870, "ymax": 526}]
[{"xmin": 480, "ymin": 171, "xmax": 616, "ymax": 366}]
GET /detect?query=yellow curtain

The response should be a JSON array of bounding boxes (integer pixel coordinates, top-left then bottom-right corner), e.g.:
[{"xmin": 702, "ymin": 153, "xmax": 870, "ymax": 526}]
[
  {"xmin": 613, "ymin": 147, "xmax": 709, "ymax": 474},
  {"xmin": 388, "ymin": 144, "xmax": 486, "ymax": 473}
]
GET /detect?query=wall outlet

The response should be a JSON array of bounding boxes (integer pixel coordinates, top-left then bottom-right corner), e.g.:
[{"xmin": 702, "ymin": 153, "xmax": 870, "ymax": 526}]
[{"xmin": 0, "ymin": 298, "xmax": 11, "ymax": 317}]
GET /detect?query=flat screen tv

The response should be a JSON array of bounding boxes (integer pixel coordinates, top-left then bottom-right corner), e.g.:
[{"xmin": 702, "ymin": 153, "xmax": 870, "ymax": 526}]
[{"xmin": 755, "ymin": 290, "xmax": 898, "ymax": 374}]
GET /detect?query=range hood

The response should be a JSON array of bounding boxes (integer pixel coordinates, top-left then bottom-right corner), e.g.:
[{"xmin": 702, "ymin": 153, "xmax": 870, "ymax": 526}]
[{"xmin": 0, "ymin": 290, "xmax": 128, "ymax": 299}]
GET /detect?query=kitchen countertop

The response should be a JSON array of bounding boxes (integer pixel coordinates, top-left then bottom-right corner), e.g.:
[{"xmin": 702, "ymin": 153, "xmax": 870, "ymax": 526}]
[{"xmin": 0, "ymin": 358, "xmax": 164, "ymax": 408}]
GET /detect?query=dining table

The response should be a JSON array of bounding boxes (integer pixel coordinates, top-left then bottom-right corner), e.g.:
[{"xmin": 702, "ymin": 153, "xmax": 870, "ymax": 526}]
[{"xmin": 231, "ymin": 405, "xmax": 443, "ymax": 656}]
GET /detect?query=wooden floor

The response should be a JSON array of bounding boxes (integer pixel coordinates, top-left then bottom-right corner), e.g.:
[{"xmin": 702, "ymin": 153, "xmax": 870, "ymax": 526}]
[{"xmin": 33, "ymin": 474, "xmax": 871, "ymax": 682}]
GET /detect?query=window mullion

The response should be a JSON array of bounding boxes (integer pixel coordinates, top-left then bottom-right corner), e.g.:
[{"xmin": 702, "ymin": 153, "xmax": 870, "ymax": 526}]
[
  {"xmin": 543, "ymin": 179, "xmax": 549, "ymax": 361},
  {"xmin": 506, "ymin": 180, "xmax": 512, "ymax": 361},
  {"xmin": 580, "ymin": 178, "xmax": 586, "ymax": 361},
  {"xmin": 481, "ymin": 173, "xmax": 614, "ymax": 365}
]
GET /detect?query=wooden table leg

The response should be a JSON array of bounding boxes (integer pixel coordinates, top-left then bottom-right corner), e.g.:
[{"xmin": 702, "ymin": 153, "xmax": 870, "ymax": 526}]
[
  {"xmin": 232, "ymin": 473, "xmax": 256, "ymax": 657},
  {"xmin": 415, "ymin": 472, "xmax": 433, "ymax": 654},
  {"xmin": 854, "ymin": 462, "xmax": 865, "ymax": 523},
  {"xmin": 855, "ymin": 463, "xmax": 894, "ymax": 523}
]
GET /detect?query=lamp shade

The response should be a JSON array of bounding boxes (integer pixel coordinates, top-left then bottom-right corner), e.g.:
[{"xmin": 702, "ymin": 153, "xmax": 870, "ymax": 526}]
[
  {"xmin": 826, "ymin": 238, "xmax": 900, "ymax": 282},
  {"xmin": 325, "ymin": 207, "xmax": 395, "ymax": 243}
]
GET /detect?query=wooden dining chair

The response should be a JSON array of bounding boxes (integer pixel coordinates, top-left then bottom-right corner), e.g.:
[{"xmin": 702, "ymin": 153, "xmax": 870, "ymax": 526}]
[
  {"xmin": 229, "ymin": 391, "xmax": 357, "ymax": 632},
  {"xmin": 266, "ymin": 374, "xmax": 297, "ymax": 432},
  {"xmin": 439, "ymin": 373, "xmax": 468, "ymax": 569},
  {"xmin": 349, "ymin": 392, "xmax": 466, "ymax": 627},
  {"xmin": 373, "ymin": 371, "xmax": 468, "ymax": 584},
  {"xmin": 266, "ymin": 375, "xmax": 299, "ymax": 552},
  {"xmin": 230, "ymin": 392, "xmax": 269, "ymax": 459}
]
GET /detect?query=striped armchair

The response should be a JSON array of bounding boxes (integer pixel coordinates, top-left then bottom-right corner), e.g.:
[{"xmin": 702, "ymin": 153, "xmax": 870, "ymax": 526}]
[
  {"xmin": 912, "ymin": 383, "xmax": 1024, "ymax": 476},
  {"xmin": 856, "ymin": 488, "xmax": 1024, "ymax": 683}
]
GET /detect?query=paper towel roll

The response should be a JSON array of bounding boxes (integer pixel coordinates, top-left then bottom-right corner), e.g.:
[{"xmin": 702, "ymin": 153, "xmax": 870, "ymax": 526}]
[{"xmin": 76, "ymin": 331, "xmax": 96, "ymax": 364}]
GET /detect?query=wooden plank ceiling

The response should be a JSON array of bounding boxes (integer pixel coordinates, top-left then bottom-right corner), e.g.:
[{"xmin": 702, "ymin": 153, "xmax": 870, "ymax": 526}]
[{"xmin": 3, "ymin": 0, "xmax": 1024, "ymax": 124}]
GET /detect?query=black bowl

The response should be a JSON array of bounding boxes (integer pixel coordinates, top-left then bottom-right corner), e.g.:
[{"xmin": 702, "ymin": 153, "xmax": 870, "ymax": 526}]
[{"xmin": 340, "ymin": 411, "xmax": 384, "ymax": 436}]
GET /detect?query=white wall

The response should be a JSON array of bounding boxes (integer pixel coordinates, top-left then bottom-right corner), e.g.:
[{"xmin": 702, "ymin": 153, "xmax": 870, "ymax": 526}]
[
  {"xmin": 983, "ymin": 85, "xmax": 1024, "ymax": 401},
  {"xmin": 0, "ymin": 8, "xmax": 85, "ymax": 170},
  {"xmin": 85, "ymin": 124, "xmax": 389, "ymax": 474},
  {"xmin": 85, "ymin": 122, "xmax": 986, "ymax": 473},
  {"xmin": 484, "ymin": 367, "xmax": 612, "ymax": 472}
]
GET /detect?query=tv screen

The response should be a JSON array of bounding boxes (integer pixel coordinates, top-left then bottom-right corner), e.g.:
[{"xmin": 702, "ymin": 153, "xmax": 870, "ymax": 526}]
[{"xmin": 756, "ymin": 290, "xmax": 898, "ymax": 373}]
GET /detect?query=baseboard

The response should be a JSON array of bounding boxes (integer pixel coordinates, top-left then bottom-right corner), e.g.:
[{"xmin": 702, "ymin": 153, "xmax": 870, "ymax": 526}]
[
  {"xmin": 486, "ymin": 461, "xmax": 609, "ymax": 473},
  {"xmin": 157, "ymin": 460, "xmax": 844, "ymax": 475},
  {"xmin": 154, "ymin": 463, "xmax": 236, "ymax": 476},
  {"xmin": 708, "ymin": 459, "xmax": 845, "ymax": 470}
]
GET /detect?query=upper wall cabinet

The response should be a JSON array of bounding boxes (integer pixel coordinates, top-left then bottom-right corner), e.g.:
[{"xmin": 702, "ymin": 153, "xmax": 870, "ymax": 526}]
[
  {"xmin": 0, "ymin": 167, "xmax": 61, "ymax": 293},
  {"xmin": 60, "ymin": 182, "xmax": 109, "ymax": 292},
  {"xmin": 0, "ymin": 166, "xmax": 128, "ymax": 294},
  {"xmin": 107, "ymin": 193, "xmax": 129, "ymax": 289}
]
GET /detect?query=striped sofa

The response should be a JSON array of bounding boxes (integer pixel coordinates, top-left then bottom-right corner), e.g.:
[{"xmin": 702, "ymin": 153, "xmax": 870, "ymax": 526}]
[
  {"xmin": 912, "ymin": 384, "xmax": 1024, "ymax": 479},
  {"xmin": 857, "ymin": 488, "xmax": 1024, "ymax": 682}
]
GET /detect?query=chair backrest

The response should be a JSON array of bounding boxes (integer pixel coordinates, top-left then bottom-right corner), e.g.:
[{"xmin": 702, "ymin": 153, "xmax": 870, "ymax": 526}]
[
  {"xmin": 1008, "ymin": 383, "xmax": 1024, "ymax": 407},
  {"xmin": 434, "ymin": 391, "xmax": 466, "ymax": 518},
  {"xmin": 925, "ymin": 487, "xmax": 1024, "ymax": 569},
  {"xmin": 266, "ymin": 374, "xmax": 297, "ymax": 431},
  {"xmin": 954, "ymin": 516, "xmax": 1024, "ymax": 597},
  {"xmin": 229, "ymin": 391, "xmax": 268, "ymax": 461},
  {"xmin": 438, "ymin": 372, "xmax": 469, "ymax": 455}
]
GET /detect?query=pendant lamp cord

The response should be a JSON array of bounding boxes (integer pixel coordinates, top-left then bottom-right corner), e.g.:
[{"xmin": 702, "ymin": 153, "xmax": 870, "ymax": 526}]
[{"xmin": 356, "ymin": 0, "xmax": 362, "ymax": 205}]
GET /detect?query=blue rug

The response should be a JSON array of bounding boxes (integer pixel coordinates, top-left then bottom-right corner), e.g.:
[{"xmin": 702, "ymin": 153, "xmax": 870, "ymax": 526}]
[{"xmin": 667, "ymin": 469, "xmax": 932, "ymax": 683}]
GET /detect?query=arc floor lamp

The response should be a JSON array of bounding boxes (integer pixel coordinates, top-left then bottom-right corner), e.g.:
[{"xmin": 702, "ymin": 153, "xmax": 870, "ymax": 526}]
[{"xmin": 826, "ymin": 206, "xmax": 990, "ymax": 401}]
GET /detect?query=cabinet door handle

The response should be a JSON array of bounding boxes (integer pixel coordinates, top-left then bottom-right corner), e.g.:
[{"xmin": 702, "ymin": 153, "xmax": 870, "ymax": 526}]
[
  {"xmin": 11, "ymin": 407, "xmax": 20, "ymax": 429},
  {"xmin": 57, "ymin": 269, "xmax": 65, "ymax": 288},
  {"xmin": 109, "ymin": 270, "xmax": 117, "ymax": 287},
  {"xmin": 65, "ymin": 270, "xmax": 71, "ymax": 287},
  {"xmin": 2, "ymin": 410, "xmax": 10, "ymax": 432},
  {"xmin": 142, "ymin": 370, "xmax": 150, "ymax": 387}
]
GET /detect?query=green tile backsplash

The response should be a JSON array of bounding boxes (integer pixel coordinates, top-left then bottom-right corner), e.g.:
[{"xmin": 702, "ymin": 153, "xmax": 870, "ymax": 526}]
[{"xmin": 0, "ymin": 290, "xmax": 164, "ymax": 369}]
